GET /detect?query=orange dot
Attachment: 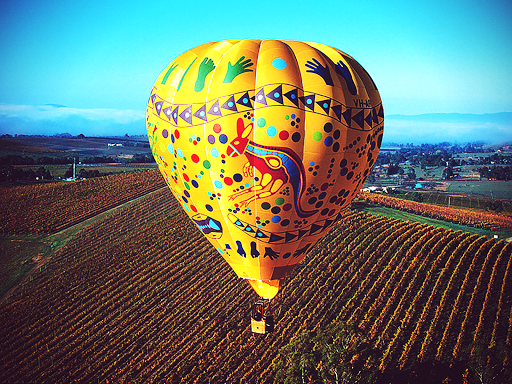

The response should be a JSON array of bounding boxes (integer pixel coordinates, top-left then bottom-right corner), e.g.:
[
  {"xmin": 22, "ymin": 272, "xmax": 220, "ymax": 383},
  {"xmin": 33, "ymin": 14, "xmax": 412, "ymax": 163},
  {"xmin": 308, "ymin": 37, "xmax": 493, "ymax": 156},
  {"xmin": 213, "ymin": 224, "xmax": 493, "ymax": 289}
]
[{"xmin": 213, "ymin": 124, "xmax": 221, "ymax": 133}]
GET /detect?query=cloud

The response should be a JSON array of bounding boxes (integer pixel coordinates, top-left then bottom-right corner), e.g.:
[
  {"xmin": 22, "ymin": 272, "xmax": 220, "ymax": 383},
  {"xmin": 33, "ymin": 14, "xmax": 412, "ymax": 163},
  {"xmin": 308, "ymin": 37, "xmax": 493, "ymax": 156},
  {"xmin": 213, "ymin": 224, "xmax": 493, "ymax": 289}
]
[
  {"xmin": 383, "ymin": 113, "xmax": 512, "ymax": 144},
  {"xmin": 0, "ymin": 104, "xmax": 146, "ymax": 136}
]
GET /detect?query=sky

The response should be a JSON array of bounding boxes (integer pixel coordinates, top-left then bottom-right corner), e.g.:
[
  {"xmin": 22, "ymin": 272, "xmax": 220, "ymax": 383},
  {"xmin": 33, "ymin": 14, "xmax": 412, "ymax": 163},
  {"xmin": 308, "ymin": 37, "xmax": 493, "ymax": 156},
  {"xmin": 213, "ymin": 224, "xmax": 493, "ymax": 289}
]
[{"xmin": 0, "ymin": 0, "xmax": 511, "ymax": 141}]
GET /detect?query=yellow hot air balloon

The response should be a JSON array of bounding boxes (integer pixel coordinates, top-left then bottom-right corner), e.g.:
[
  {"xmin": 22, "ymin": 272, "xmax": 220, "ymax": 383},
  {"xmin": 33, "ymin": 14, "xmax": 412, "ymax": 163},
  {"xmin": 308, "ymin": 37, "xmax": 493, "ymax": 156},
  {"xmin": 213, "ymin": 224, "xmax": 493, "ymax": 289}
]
[{"xmin": 147, "ymin": 39, "xmax": 383, "ymax": 301}]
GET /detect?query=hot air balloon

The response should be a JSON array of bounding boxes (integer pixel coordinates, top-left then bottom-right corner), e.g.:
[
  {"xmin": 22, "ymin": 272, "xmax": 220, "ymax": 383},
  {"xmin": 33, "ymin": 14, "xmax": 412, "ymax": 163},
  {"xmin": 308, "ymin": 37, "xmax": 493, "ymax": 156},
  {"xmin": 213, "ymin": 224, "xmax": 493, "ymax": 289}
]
[{"xmin": 146, "ymin": 40, "xmax": 383, "ymax": 327}]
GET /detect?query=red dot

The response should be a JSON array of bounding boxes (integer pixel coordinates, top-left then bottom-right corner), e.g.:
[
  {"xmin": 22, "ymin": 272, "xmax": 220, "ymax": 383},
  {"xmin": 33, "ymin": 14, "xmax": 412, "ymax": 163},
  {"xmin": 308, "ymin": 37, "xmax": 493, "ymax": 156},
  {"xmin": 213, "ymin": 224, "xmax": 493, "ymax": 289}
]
[
  {"xmin": 213, "ymin": 124, "xmax": 221, "ymax": 133},
  {"xmin": 191, "ymin": 154, "xmax": 200, "ymax": 163},
  {"xmin": 183, "ymin": 173, "xmax": 190, "ymax": 182},
  {"xmin": 191, "ymin": 205, "xmax": 197, "ymax": 212},
  {"xmin": 283, "ymin": 203, "xmax": 292, "ymax": 211},
  {"xmin": 224, "ymin": 177, "xmax": 233, "ymax": 186},
  {"xmin": 279, "ymin": 130, "xmax": 289, "ymax": 140},
  {"xmin": 174, "ymin": 129, "xmax": 180, "ymax": 139},
  {"xmin": 193, "ymin": 140, "xmax": 197, "ymax": 145},
  {"xmin": 321, "ymin": 183, "xmax": 329, "ymax": 191}
]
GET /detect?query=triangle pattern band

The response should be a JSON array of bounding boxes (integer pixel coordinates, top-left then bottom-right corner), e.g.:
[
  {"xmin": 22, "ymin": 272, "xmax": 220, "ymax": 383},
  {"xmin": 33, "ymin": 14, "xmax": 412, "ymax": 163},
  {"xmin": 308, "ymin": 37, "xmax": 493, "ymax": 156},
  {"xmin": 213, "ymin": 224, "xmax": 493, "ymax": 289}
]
[
  {"xmin": 208, "ymin": 100, "xmax": 222, "ymax": 117},
  {"xmin": 254, "ymin": 88, "xmax": 267, "ymax": 105},
  {"xmin": 221, "ymin": 95, "xmax": 237, "ymax": 112},
  {"xmin": 237, "ymin": 92, "xmax": 253, "ymax": 108},
  {"xmin": 266, "ymin": 85, "xmax": 284, "ymax": 104},
  {"xmin": 179, "ymin": 105, "xmax": 193, "ymax": 125},
  {"xmin": 150, "ymin": 83, "xmax": 383, "ymax": 131},
  {"xmin": 193, "ymin": 104, "xmax": 208, "ymax": 122}
]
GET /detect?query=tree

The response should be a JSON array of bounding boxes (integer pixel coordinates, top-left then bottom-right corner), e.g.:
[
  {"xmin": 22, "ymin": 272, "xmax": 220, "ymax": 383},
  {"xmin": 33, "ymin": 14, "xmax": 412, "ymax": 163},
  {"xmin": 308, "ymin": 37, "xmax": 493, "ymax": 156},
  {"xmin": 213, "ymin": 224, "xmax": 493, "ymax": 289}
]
[
  {"xmin": 274, "ymin": 322, "xmax": 380, "ymax": 383},
  {"xmin": 442, "ymin": 166, "xmax": 454, "ymax": 179},
  {"xmin": 387, "ymin": 164, "xmax": 403, "ymax": 176}
]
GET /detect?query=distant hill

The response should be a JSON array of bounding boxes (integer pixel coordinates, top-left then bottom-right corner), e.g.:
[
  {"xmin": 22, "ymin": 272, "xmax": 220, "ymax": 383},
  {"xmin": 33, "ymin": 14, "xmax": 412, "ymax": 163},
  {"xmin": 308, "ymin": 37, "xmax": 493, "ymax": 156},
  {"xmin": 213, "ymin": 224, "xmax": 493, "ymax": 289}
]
[
  {"xmin": 1, "ymin": 104, "xmax": 511, "ymax": 144},
  {"xmin": 0, "ymin": 104, "xmax": 146, "ymax": 137},
  {"xmin": 384, "ymin": 112, "xmax": 512, "ymax": 144}
]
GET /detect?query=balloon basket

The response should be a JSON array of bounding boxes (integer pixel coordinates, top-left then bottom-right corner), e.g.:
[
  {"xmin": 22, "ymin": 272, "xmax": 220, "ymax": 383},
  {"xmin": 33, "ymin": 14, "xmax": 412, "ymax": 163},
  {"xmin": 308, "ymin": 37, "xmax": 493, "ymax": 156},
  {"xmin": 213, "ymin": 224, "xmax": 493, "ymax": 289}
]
[{"xmin": 251, "ymin": 299, "xmax": 274, "ymax": 334}]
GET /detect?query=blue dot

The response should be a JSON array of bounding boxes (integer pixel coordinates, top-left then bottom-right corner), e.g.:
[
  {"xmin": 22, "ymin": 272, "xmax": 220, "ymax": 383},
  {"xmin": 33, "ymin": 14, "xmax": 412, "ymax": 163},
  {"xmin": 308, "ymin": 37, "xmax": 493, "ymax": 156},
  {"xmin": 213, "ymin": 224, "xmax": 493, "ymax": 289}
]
[
  {"xmin": 272, "ymin": 58, "xmax": 287, "ymax": 69},
  {"xmin": 171, "ymin": 134, "xmax": 175, "ymax": 143},
  {"xmin": 233, "ymin": 173, "xmax": 243, "ymax": 182},
  {"xmin": 192, "ymin": 180, "xmax": 199, "ymax": 188},
  {"xmin": 291, "ymin": 94, "xmax": 296, "ymax": 99},
  {"xmin": 323, "ymin": 103, "xmax": 328, "ymax": 108},
  {"xmin": 219, "ymin": 134, "xmax": 228, "ymax": 144},
  {"xmin": 214, "ymin": 180, "xmax": 223, "ymax": 189},
  {"xmin": 310, "ymin": 161, "xmax": 315, "ymax": 166},
  {"xmin": 184, "ymin": 190, "xmax": 190, "ymax": 197},
  {"xmin": 291, "ymin": 114, "xmax": 296, "ymax": 119},
  {"xmin": 205, "ymin": 204, "xmax": 213, "ymax": 212},
  {"xmin": 182, "ymin": 196, "xmax": 188, "ymax": 203},
  {"xmin": 324, "ymin": 137, "xmax": 334, "ymax": 147},
  {"xmin": 266, "ymin": 126, "xmax": 277, "ymax": 137},
  {"xmin": 271, "ymin": 215, "xmax": 281, "ymax": 223},
  {"xmin": 211, "ymin": 148, "xmax": 219, "ymax": 158}
]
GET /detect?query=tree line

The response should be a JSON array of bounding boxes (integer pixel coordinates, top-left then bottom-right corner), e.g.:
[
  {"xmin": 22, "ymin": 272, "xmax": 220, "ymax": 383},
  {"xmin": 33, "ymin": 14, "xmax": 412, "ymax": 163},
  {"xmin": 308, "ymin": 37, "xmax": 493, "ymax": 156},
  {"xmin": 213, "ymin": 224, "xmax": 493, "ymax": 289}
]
[{"xmin": 0, "ymin": 154, "xmax": 155, "ymax": 166}]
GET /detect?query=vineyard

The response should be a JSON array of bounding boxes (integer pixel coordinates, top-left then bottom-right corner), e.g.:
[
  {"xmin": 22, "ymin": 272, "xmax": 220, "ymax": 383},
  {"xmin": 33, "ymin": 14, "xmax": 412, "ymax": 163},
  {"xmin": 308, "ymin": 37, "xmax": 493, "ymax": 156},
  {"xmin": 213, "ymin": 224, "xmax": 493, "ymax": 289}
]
[
  {"xmin": 0, "ymin": 169, "xmax": 165, "ymax": 234},
  {"xmin": 357, "ymin": 191, "xmax": 512, "ymax": 231},
  {"xmin": 0, "ymin": 177, "xmax": 511, "ymax": 383}
]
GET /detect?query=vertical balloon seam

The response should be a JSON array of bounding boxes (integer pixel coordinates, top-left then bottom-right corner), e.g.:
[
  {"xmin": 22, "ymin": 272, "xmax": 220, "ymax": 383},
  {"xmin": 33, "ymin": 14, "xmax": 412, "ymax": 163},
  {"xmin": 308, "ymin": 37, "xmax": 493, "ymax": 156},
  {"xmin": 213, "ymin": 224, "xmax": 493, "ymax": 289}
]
[
  {"xmin": 255, "ymin": 39, "xmax": 285, "ymax": 281},
  {"xmin": 291, "ymin": 43, "xmax": 354, "ymax": 270},
  {"xmin": 206, "ymin": 39, "xmax": 249, "ymax": 280},
  {"xmin": 275, "ymin": 40, "xmax": 308, "ymax": 273},
  {"xmin": 201, "ymin": 41, "xmax": 228, "ymax": 263},
  {"xmin": 221, "ymin": 39, "xmax": 261, "ymax": 283},
  {"xmin": 252, "ymin": 39, "xmax": 266, "ymax": 282},
  {"xmin": 278, "ymin": 42, "xmax": 304, "ymax": 270},
  {"xmin": 301, "ymin": 43, "xmax": 341, "ymax": 230},
  {"xmin": 279, "ymin": 41, "xmax": 325, "ymax": 271}
]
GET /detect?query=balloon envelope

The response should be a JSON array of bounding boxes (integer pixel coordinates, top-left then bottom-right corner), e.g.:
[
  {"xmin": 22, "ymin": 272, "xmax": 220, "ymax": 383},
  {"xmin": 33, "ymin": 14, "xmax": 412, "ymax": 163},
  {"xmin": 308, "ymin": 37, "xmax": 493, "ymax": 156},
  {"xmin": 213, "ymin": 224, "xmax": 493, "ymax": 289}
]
[{"xmin": 147, "ymin": 40, "xmax": 383, "ymax": 299}]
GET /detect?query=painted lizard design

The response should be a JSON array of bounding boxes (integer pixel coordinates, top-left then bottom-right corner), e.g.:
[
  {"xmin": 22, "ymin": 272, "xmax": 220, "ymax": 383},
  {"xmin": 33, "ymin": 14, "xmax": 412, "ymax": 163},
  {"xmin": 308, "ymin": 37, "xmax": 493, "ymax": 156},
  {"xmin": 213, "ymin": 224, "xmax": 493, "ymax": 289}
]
[{"xmin": 226, "ymin": 118, "xmax": 317, "ymax": 218}]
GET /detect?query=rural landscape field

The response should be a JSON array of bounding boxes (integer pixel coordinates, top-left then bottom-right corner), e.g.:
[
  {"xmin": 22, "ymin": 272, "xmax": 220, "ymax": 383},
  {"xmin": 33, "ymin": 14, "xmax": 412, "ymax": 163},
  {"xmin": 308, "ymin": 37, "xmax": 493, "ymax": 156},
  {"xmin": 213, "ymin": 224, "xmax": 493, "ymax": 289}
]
[{"xmin": 0, "ymin": 136, "xmax": 511, "ymax": 383}]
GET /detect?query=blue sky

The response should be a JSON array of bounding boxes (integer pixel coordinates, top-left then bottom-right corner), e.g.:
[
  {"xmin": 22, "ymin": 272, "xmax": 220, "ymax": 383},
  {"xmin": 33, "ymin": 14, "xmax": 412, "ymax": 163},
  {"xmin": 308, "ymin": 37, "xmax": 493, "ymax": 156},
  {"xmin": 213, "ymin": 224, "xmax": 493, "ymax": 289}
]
[{"xmin": 1, "ymin": 0, "xmax": 511, "ymax": 140}]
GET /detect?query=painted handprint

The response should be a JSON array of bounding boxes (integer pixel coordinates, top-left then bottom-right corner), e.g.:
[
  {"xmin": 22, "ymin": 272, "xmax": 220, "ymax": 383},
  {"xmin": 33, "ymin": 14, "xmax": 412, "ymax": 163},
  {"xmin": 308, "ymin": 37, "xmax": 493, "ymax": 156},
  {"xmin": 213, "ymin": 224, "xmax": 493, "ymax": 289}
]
[
  {"xmin": 223, "ymin": 56, "xmax": 254, "ymax": 83},
  {"xmin": 305, "ymin": 58, "xmax": 333, "ymax": 86},
  {"xmin": 335, "ymin": 60, "xmax": 357, "ymax": 95},
  {"xmin": 194, "ymin": 57, "xmax": 216, "ymax": 92}
]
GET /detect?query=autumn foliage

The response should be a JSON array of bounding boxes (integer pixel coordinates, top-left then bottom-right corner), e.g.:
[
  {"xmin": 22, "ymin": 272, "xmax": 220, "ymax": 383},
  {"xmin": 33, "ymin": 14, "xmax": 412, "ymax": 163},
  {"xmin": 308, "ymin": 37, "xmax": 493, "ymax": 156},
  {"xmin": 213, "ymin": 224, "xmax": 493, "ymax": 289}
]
[{"xmin": 356, "ymin": 191, "xmax": 512, "ymax": 230}]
